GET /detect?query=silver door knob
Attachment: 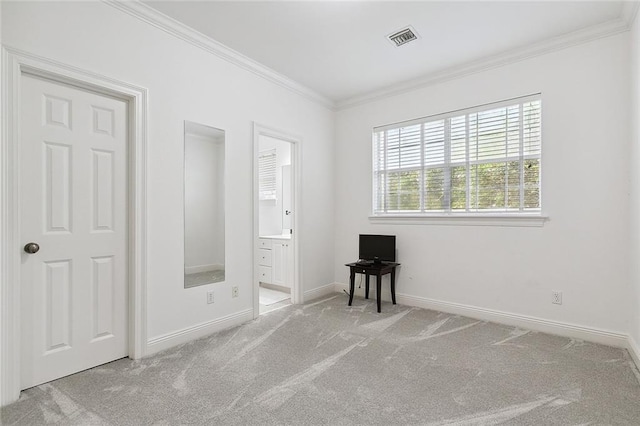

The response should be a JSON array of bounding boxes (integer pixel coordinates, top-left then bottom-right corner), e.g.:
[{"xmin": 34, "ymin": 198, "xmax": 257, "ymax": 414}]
[{"xmin": 24, "ymin": 243, "xmax": 40, "ymax": 254}]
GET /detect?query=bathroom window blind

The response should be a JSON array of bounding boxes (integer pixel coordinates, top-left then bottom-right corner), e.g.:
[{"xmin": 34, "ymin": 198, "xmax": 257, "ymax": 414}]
[
  {"xmin": 259, "ymin": 149, "xmax": 277, "ymax": 200},
  {"xmin": 373, "ymin": 94, "xmax": 541, "ymax": 215}
]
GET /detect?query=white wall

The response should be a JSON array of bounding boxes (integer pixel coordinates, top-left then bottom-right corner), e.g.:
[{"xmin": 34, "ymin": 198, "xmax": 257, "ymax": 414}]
[
  {"xmin": 184, "ymin": 133, "xmax": 224, "ymax": 271},
  {"xmin": 334, "ymin": 33, "xmax": 630, "ymax": 334},
  {"xmin": 630, "ymin": 16, "xmax": 640, "ymax": 351},
  {"xmin": 2, "ymin": 1, "xmax": 335, "ymax": 346},
  {"xmin": 258, "ymin": 135, "xmax": 291, "ymax": 236}
]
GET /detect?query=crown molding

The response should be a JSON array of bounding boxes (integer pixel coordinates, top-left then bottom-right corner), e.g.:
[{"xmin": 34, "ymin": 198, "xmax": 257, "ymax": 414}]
[
  {"xmin": 103, "ymin": 0, "xmax": 638, "ymax": 113},
  {"xmin": 102, "ymin": 0, "xmax": 335, "ymax": 110},
  {"xmin": 336, "ymin": 16, "xmax": 633, "ymax": 110}
]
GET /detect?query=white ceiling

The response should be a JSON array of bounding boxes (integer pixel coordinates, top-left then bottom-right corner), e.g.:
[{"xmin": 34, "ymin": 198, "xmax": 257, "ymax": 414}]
[{"xmin": 144, "ymin": 1, "xmax": 625, "ymax": 104}]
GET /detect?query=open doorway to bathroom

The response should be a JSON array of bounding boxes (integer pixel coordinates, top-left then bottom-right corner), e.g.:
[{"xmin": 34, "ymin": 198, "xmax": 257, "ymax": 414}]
[{"xmin": 253, "ymin": 124, "xmax": 301, "ymax": 317}]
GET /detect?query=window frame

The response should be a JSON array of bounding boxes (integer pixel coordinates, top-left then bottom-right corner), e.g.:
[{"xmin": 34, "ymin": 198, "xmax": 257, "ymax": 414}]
[{"xmin": 370, "ymin": 94, "xmax": 547, "ymax": 227}]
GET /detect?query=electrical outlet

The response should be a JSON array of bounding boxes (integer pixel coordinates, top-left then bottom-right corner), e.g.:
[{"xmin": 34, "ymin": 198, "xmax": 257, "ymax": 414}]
[
  {"xmin": 207, "ymin": 291, "xmax": 214, "ymax": 304},
  {"xmin": 552, "ymin": 291, "xmax": 562, "ymax": 305},
  {"xmin": 232, "ymin": 286, "xmax": 239, "ymax": 298}
]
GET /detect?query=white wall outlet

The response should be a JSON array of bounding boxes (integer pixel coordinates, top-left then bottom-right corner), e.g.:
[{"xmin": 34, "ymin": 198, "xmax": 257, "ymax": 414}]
[
  {"xmin": 552, "ymin": 290, "xmax": 562, "ymax": 305},
  {"xmin": 207, "ymin": 291, "xmax": 214, "ymax": 304},
  {"xmin": 232, "ymin": 286, "xmax": 239, "ymax": 298}
]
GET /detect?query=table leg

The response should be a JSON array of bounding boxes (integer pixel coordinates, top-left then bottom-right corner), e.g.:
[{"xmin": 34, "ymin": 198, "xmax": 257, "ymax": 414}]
[
  {"xmin": 348, "ymin": 268, "xmax": 355, "ymax": 306},
  {"xmin": 376, "ymin": 272, "xmax": 382, "ymax": 313},
  {"xmin": 365, "ymin": 274, "xmax": 370, "ymax": 299},
  {"xmin": 391, "ymin": 267, "xmax": 397, "ymax": 305}
]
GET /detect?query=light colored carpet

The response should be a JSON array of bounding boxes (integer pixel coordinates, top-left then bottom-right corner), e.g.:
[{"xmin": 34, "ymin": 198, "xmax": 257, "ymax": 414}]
[
  {"xmin": 259, "ymin": 286, "xmax": 290, "ymax": 305},
  {"xmin": 3, "ymin": 295, "xmax": 640, "ymax": 425},
  {"xmin": 184, "ymin": 269, "xmax": 225, "ymax": 288}
]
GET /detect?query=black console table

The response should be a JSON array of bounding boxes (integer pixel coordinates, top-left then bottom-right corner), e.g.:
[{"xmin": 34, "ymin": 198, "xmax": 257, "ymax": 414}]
[{"xmin": 345, "ymin": 262, "xmax": 400, "ymax": 313}]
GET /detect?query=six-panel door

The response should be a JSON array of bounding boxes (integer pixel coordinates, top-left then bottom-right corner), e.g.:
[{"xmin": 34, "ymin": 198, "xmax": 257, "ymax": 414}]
[{"xmin": 20, "ymin": 74, "xmax": 128, "ymax": 389}]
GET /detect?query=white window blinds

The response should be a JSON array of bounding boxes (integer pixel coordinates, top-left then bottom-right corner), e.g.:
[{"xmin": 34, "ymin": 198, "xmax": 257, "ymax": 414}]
[
  {"xmin": 259, "ymin": 149, "xmax": 277, "ymax": 200},
  {"xmin": 373, "ymin": 95, "xmax": 541, "ymax": 215}
]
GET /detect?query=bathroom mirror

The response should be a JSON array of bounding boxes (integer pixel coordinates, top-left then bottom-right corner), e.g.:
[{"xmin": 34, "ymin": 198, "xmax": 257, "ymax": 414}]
[{"xmin": 184, "ymin": 121, "xmax": 225, "ymax": 288}]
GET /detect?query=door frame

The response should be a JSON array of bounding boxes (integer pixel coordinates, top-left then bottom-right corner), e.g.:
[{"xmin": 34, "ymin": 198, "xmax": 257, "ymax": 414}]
[
  {"xmin": 0, "ymin": 47, "xmax": 148, "ymax": 406},
  {"xmin": 252, "ymin": 123, "xmax": 302, "ymax": 318}
]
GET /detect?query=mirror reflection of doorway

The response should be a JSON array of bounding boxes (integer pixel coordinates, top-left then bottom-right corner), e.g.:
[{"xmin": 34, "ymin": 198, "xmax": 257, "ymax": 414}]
[
  {"xmin": 184, "ymin": 121, "xmax": 225, "ymax": 288},
  {"xmin": 257, "ymin": 135, "xmax": 293, "ymax": 314}
]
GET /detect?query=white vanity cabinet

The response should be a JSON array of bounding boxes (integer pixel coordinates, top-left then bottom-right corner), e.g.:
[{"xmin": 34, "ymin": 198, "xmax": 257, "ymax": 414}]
[
  {"xmin": 258, "ymin": 237, "xmax": 291, "ymax": 288},
  {"xmin": 271, "ymin": 242, "xmax": 287, "ymax": 286}
]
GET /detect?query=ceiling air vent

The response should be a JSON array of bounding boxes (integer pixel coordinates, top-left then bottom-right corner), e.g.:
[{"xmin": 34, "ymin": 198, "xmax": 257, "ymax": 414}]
[{"xmin": 387, "ymin": 26, "xmax": 419, "ymax": 47}]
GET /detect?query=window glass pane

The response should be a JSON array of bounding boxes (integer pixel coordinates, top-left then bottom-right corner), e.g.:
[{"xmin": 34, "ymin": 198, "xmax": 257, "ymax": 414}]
[
  {"xmin": 506, "ymin": 106, "xmax": 520, "ymax": 158},
  {"xmin": 424, "ymin": 120, "xmax": 445, "ymax": 166},
  {"xmin": 471, "ymin": 163, "xmax": 506, "ymax": 210},
  {"xmin": 386, "ymin": 128, "xmax": 400, "ymax": 170},
  {"xmin": 524, "ymin": 159, "xmax": 540, "ymax": 209},
  {"xmin": 386, "ymin": 125, "xmax": 421, "ymax": 170},
  {"xmin": 507, "ymin": 161, "xmax": 520, "ymax": 209},
  {"xmin": 424, "ymin": 168, "xmax": 445, "ymax": 210},
  {"xmin": 373, "ymin": 132, "xmax": 385, "ymax": 173},
  {"xmin": 374, "ymin": 172, "xmax": 385, "ymax": 212},
  {"xmin": 450, "ymin": 116, "xmax": 466, "ymax": 164},
  {"xmin": 450, "ymin": 165, "xmax": 466, "ymax": 210},
  {"xmin": 372, "ymin": 96, "xmax": 541, "ymax": 216},
  {"xmin": 523, "ymin": 101, "xmax": 541, "ymax": 156},
  {"xmin": 471, "ymin": 107, "xmax": 508, "ymax": 162},
  {"xmin": 387, "ymin": 171, "xmax": 420, "ymax": 211}
]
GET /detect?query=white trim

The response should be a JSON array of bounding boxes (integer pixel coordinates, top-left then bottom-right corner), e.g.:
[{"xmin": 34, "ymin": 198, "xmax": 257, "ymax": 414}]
[
  {"xmin": 303, "ymin": 283, "xmax": 337, "ymax": 302},
  {"xmin": 396, "ymin": 293, "xmax": 627, "ymax": 347},
  {"xmin": 628, "ymin": 335, "xmax": 640, "ymax": 376},
  {"xmin": 253, "ymin": 124, "xmax": 303, "ymax": 319},
  {"xmin": 368, "ymin": 214, "xmax": 548, "ymax": 227},
  {"xmin": 102, "ymin": 0, "xmax": 333, "ymax": 110},
  {"xmin": 337, "ymin": 17, "xmax": 632, "ymax": 110},
  {"xmin": 184, "ymin": 264, "xmax": 224, "ymax": 275},
  {"xmin": 146, "ymin": 309, "xmax": 253, "ymax": 355},
  {"xmin": 332, "ymin": 283, "xmax": 627, "ymax": 348},
  {"xmin": 1, "ymin": 47, "xmax": 148, "ymax": 406}
]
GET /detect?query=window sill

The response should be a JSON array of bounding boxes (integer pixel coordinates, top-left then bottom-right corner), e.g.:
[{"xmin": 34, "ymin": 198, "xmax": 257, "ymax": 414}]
[{"xmin": 368, "ymin": 214, "xmax": 548, "ymax": 227}]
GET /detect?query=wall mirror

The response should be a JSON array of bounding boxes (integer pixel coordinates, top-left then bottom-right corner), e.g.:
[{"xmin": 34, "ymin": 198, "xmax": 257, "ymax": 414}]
[{"xmin": 184, "ymin": 121, "xmax": 225, "ymax": 288}]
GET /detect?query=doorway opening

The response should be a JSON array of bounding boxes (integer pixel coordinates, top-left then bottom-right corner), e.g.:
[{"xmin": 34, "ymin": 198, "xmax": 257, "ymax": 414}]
[{"xmin": 253, "ymin": 124, "xmax": 301, "ymax": 317}]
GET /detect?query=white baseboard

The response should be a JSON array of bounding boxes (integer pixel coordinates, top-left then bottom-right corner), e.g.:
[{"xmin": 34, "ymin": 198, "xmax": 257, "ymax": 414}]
[
  {"xmin": 184, "ymin": 263, "xmax": 223, "ymax": 274},
  {"xmin": 146, "ymin": 309, "xmax": 253, "ymax": 355},
  {"xmin": 628, "ymin": 335, "xmax": 640, "ymax": 373},
  {"xmin": 304, "ymin": 283, "xmax": 337, "ymax": 302},
  {"xmin": 333, "ymin": 282, "xmax": 627, "ymax": 348}
]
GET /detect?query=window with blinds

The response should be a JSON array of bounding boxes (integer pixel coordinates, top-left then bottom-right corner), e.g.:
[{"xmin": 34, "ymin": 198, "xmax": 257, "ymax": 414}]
[
  {"xmin": 259, "ymin": 149, "xmax": 277, "ymax": 200},
  {"xmin": 373, "ymin": 95, "xmax": 541, "ymax": 215}
]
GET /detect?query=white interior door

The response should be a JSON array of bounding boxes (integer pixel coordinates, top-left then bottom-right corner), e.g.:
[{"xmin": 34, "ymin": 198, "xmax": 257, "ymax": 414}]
[{"xmin": 20, "ymin": 74, "xmax": 128, "ymax": 389}]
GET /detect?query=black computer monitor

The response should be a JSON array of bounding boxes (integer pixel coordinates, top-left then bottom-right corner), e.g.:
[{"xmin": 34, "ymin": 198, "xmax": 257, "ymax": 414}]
[{"xmin": 359, "ymin": 234, "xmax": 396, "ymax": 263}]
